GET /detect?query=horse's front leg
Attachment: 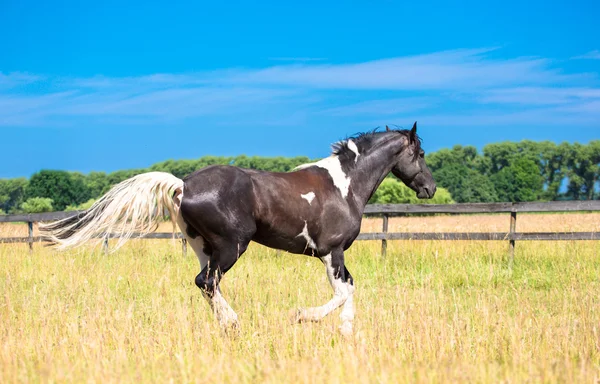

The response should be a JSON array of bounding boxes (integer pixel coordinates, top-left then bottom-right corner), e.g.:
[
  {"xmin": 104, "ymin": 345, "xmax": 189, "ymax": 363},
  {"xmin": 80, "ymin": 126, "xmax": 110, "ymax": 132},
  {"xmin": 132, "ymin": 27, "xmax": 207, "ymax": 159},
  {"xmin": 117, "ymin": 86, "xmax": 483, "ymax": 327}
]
[
  {"xmin": 338, "ymin": 265, "xmax": 355, "ymax": 336},
  {"xmin": 294, "ymin": 248, "xmax": 355, "ymax": 334}
]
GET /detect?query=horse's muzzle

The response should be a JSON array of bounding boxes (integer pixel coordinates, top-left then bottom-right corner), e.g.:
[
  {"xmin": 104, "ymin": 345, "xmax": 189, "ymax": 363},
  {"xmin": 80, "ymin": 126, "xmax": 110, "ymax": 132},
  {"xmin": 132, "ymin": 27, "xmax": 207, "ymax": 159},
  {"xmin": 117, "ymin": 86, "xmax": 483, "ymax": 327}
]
[{"xmin": 417, "ymin": 185, "xmax": 436, "ymax": 199}]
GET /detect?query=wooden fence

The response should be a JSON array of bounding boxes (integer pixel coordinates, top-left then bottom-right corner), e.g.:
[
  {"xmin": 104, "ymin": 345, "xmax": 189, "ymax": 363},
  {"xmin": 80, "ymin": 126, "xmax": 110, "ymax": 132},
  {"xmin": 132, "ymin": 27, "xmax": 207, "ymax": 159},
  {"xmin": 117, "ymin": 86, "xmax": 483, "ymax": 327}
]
[{"xmin": 1, "ymin": 201, "xmax": 599, "ymax": 263}]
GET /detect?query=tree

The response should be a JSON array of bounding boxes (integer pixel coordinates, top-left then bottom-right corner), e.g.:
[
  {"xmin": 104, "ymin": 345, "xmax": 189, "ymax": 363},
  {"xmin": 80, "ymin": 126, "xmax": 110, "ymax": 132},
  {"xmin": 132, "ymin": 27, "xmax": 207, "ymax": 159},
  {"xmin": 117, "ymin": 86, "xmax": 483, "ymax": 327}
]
[
  {"xmin": 106, "ymin": 169, "xmax": 146, "ymax": 187},
  {"xmin": 195, "ymin": 156, "xmax": 235, "ymax": 170},
  {"xmin": 21, "ymin": 197, "xmax": 54, "ymax": 213},
  {"xmin": 85, "ymin": 172, "xmax": 111, "ymax": 198},
  {"xmin": 491, "ymin": 157, "xmax": 544, "ymax": 202},
  {"xmin": 426, "ymin": 145, "xmax": 497, "ymax": 203},
  {"xmin": 426, "ymin": 145, "xmax": 481, "ymax": 172},
  {"xmin": 482, "ymin": 142, "xmax": 520, "ymax": 174},
  {"xmin": 369, "ymin": 178, "xmax": 454, "ymax": 204},
  {"xmin": 151, "ymin": 159, "xmax": 204, "ymax": 179},
  {"xmin": 482, "ymin": 140, "xmax": 575, "ymax": 201},
  {"xmin": 0, "ymin": 178, "xmax": 28, "ymax": 213},
  {"xmin": 565, "ymin": 141, "xmax": 600, "ymax": 200},
  {"xmin": 26, "ymin": 170, "xmax": 91, "ymax": 211},
  {"xmin": 433, "ymin": 165, "xmax": 499, "ymax": 203},
  {"xmin": 66, "ymin": 198, "xmax": 96, "ymax": 211},
  {"xmin": 537, "ymin": 141, "xmax": 569, "ymax": 200}
]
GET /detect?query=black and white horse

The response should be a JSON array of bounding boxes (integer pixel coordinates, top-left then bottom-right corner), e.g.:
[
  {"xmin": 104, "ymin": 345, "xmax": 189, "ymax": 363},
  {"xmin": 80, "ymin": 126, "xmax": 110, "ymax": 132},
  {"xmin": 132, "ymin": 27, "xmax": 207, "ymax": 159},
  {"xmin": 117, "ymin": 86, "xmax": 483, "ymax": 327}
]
[{"xmin": 40, "ymin": 123, "xmax": 436, "ymax": 335}]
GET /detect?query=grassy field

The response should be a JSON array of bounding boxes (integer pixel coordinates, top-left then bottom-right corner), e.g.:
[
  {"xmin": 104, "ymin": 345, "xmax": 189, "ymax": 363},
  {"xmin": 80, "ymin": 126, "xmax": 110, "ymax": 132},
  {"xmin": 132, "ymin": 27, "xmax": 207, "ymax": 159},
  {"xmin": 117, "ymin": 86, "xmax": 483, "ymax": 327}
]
[{"xmin": 1, "ymin": 213, "xmax": 599, "ymax": 383}]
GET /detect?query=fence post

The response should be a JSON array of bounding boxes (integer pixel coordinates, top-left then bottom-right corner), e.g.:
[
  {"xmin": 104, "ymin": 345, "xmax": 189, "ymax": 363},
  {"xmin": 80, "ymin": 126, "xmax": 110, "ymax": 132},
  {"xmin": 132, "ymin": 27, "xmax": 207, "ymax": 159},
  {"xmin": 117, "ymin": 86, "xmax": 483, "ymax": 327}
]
[
  {"xmin": 182, "ymin": 238, "xmax": 188, "ymax": 256},
  {"xmin": 28, "ymin": 221, "xmax": 33, "ymax": 252},
  {"xmin": 509, "ymin": 207, "xmax": 517, "ymax": 270},
  {"xmin": 381, "ymin": 214, "xmax": 389, "ymax": 257}
]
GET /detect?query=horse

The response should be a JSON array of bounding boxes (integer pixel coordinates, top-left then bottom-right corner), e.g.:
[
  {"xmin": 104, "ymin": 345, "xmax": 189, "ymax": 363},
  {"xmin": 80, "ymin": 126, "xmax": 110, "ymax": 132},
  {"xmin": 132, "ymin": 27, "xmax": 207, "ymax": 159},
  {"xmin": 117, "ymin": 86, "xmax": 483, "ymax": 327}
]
[{"xmin": 39, "ymin": 122, "xmax": 436, "ymax": 336}]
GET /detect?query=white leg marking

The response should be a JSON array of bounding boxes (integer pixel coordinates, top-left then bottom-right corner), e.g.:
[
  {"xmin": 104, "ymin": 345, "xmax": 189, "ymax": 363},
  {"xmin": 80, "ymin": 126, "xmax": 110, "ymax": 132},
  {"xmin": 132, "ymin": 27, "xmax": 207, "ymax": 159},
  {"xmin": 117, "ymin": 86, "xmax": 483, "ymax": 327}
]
[
  {"xmin": 347, "ymin": 140, "xmax": 360, "ymax": 163},
  {"xmin": 210, "ymin": 288, "xmax": 239, "ymax": 328},
  {"xmin": 294, "ymin": 156, "xmax": 351, "ymax": 198},
  {"xmin": 339, "ymin": 283, "xmax": 355, "ymax": 336},
  {"xmin": 296, "ymin": 220, "xmax": 317, "ymax": 251},
  {"xmin": 301, "ymin": 192, "xmax": 316, "ymax": 205},
  {"xmin": 296, "ymin": 253, "xmax": 349, "ymax": 322}
]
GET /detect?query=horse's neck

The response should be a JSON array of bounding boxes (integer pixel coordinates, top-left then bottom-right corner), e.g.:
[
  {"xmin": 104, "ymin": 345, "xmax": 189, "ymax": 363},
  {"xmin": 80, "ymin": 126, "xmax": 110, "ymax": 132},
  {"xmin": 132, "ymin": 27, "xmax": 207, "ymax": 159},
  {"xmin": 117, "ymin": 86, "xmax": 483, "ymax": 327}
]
[{"xmin": 348, "ymin": 138, "xmax": 402, "ymax": 208}]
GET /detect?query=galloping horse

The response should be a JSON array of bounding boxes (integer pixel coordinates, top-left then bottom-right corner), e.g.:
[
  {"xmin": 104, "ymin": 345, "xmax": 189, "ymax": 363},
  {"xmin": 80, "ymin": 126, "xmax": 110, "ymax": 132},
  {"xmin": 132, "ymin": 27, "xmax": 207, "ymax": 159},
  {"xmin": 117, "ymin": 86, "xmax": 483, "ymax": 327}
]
[{"xmin": 40, "ymin": 122, "xmax": 436, "ymax": 335}]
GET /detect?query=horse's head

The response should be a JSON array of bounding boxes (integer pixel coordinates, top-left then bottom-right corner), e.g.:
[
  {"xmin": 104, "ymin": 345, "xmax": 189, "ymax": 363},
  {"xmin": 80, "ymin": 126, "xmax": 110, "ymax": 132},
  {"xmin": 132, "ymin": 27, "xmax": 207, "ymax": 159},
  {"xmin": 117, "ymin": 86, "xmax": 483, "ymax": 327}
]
[{"xmin": 389, "ymin": 122, "xmax": 437, "ymax": 199}]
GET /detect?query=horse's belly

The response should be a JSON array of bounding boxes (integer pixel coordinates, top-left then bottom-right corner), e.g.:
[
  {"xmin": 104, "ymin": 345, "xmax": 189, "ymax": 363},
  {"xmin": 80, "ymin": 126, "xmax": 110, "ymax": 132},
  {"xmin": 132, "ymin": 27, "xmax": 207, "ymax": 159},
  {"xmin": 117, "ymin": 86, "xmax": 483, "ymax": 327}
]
[{"xmin": 252, "ymin": 225, "xmax": 319, "ymax": 256}]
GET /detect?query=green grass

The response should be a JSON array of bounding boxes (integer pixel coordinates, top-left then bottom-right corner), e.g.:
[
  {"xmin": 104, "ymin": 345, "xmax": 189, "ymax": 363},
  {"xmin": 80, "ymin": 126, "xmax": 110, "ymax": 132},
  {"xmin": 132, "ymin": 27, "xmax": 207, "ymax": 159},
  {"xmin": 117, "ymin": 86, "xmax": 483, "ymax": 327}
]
[{"xmin": 1, "ymin": 237, "xmax": 600, "ymax": 383}]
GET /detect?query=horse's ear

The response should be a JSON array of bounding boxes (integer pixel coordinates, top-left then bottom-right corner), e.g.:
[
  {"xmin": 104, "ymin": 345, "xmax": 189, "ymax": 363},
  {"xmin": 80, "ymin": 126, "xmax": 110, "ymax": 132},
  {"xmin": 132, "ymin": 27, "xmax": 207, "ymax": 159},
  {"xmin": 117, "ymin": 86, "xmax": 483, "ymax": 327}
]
[
  {"xmin": 386, "ymin": 125, "xmax": 391, "ymax": 132},
  {"xmin": 410, "ymin": 121, "xmax": 417, "ymax": 142}
]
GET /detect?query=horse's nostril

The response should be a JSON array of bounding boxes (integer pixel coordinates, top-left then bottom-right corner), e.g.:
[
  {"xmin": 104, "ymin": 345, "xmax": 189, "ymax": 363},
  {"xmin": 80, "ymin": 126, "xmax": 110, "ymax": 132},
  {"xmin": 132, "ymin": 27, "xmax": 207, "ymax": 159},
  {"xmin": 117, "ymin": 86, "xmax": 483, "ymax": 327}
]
[{"xmin": 423, "ymin": 185, "xmax": 435, "ymax": 197}]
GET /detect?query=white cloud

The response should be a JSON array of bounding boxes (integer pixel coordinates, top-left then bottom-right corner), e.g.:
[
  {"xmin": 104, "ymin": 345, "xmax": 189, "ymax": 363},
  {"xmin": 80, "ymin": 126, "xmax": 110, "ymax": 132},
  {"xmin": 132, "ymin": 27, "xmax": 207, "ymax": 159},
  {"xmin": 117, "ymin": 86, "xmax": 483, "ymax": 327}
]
[
  {"xmin": 381, "ymin": 107, "xmax": 600, "ymax": 127},
  {"xmin": 225, "ymin": 48, "xmax": 589, "ymax": 90},
  {"xmin": 479, "ymin": 87, "xmax": 600, "ymax": 105},
  {"xmin": 323, "ymin": 97, "xmax": 435, "ymax": 116},
  {"xmin": 556, "ymin": 100, "xmax": 600, "ymax": 114},
  {"xmin": 268, "ymin": 57, "xmax": 327, "ymax": 62},
  {"xmin": 1, "ymin": 47, "xmax": 599, "ymax": 128},
  {"xmin": 0, "ymin": 72, "xmax": 43, "ymax": 89},
  {"xmin": 572, "ymin": 50, "xmax": 600, "ymax": 60},
  {"xmin": 0, "ymin": 87, "xmax": 309, "ymax": 126}
]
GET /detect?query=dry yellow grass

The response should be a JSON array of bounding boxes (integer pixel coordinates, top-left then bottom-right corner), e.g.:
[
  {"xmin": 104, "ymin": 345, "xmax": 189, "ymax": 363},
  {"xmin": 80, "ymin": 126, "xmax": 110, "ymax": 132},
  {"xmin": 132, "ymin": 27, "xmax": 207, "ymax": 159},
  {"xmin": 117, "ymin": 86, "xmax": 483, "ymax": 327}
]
[
  {"xmin": 1, "ymin": 213, "xmax": 599, "ymax": 383},
  {"xmin": 359, "ymin": 212, "xmax": 600, "ymax": 234}
]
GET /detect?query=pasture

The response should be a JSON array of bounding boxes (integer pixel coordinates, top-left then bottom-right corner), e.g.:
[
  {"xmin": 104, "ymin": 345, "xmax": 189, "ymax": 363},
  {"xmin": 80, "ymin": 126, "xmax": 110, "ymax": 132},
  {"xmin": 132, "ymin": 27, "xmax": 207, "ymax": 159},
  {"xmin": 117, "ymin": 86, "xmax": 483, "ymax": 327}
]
[{"xmin": 1, "ymin": 213, "xmax": 600, "ymax": 383}]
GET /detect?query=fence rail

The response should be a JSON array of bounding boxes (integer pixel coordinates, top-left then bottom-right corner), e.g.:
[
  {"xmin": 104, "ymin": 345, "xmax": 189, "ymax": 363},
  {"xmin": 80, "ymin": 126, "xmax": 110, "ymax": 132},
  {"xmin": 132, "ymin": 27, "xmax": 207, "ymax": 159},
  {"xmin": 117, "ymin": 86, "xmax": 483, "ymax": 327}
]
[{"xmin": 1, "ymin": 201, "xmax": 599, "ymax": 260}]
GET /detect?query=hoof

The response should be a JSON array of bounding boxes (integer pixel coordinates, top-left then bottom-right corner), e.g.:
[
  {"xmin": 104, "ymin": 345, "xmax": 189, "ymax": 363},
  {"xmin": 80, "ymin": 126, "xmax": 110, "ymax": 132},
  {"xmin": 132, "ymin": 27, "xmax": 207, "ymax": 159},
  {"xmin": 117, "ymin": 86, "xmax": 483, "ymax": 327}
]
[
  {"xmin": 221, "ymin": 320, "xmax": 241, "ymax": 337},
  {"xmin": 289, "ymin": 308, "xmax": 305, "ymax": 324},
  {"xmin": 290, "ymin": 308, "xmax": 323, "ymax": 324},
  {"xmin": 339, "ymin": 322, "xmax": 353, "ymax": 337}
]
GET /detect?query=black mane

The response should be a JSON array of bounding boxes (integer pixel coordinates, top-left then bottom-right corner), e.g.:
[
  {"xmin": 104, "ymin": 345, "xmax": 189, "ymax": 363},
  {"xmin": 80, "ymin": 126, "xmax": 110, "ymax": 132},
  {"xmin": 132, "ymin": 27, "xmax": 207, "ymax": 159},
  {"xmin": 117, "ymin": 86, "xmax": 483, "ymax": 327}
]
[{"xmin": 331, "ymin": 127, "xmax": 422, "ymax": 162}]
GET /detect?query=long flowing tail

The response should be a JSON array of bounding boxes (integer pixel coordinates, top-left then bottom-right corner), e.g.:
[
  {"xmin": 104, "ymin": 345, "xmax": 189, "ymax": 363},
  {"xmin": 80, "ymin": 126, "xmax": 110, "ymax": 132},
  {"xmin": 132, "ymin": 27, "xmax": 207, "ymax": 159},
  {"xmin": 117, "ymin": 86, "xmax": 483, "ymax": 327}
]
[{"xmin": 39, "ymin": 171, "xmax": 184, "ymax": 251}]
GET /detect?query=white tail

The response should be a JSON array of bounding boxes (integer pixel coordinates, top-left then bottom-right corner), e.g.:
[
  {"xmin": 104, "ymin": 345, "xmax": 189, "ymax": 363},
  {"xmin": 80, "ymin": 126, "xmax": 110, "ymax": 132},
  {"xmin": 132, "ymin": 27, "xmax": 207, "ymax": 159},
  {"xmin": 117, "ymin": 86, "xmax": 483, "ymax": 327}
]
[{"xmin": 39, "ymin": 172, "xmax": 184, "ymax": 252}]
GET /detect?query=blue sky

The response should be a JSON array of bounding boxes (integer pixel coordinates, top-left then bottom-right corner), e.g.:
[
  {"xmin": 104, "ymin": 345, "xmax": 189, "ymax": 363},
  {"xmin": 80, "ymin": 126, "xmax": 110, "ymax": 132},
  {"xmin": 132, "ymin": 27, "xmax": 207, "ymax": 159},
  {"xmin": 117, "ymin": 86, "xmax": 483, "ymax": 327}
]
[{"xmin": 1, "ymin": 0, "xmax": 599, "ymax": 178}]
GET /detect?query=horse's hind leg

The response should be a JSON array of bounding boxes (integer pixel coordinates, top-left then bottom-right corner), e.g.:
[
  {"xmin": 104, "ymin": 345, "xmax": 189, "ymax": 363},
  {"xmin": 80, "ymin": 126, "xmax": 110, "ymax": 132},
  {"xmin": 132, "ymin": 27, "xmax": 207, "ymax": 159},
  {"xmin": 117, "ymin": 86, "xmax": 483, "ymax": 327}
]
[
  {"xmin": 174, "ymin": 194, "xmax": 240, "ymax": 330},
  {"xmin": 196, "ymin": 240, "xmax": 249, "ymax": 329},
  {"xmin": 176, "ymin": 213, "xmax": 248, "ymax": 330}
]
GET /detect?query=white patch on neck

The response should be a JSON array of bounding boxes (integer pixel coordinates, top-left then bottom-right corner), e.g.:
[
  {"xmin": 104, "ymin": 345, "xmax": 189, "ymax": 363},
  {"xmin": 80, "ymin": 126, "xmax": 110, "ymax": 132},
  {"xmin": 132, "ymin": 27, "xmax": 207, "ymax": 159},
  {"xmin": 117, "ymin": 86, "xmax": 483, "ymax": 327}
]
[
  {"xmin": 296, "ymin": 220, "xmax": 317, "ymax": 250},
  {"xmin": 301, "ymin": 192, "xmax": 316, "ymax": 205},
  {"xmin": 347, "ymin": 140, "xmax": 360, "ymax": 163},
  {"xmin": 295, "ymin": 156, "xmax": 351, "ymax": 198}
]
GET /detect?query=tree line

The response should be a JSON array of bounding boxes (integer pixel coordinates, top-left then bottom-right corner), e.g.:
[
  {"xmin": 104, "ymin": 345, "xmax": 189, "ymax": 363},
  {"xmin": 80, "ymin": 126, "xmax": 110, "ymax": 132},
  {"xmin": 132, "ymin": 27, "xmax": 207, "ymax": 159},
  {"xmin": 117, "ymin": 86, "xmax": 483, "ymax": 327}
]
[
  {"xmin": 1, "ymin": 140, "xmax": 598, "ymax": 214},
  {"xmin": 428, "ymin": 140, "xmax": 600, "ymax": 203}
]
